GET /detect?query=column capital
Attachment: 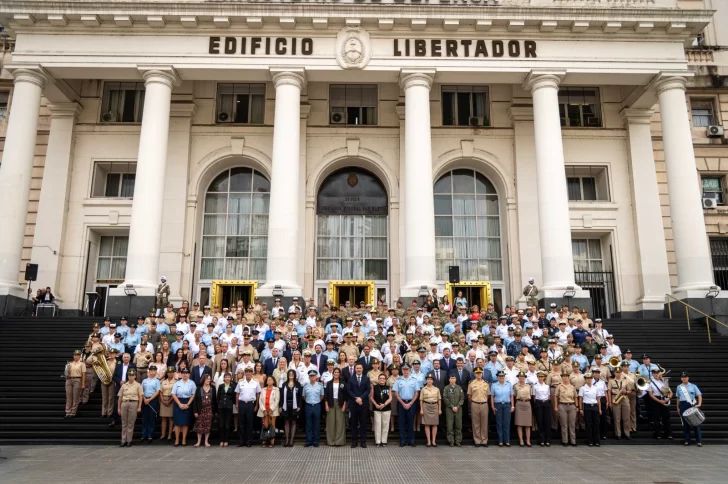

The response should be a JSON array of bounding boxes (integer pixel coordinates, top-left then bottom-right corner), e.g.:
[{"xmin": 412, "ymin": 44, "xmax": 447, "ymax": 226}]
[
  {"xmin": 270, "ymin": 68, "xmax": 306, "ymax": 89},
  {"xmin": 508, "ymin": 105, "xmax": 534, "ymax": 122},
  {"xmin": 620, "ymin": 108, "xmax": 654, "ymax": 126},
  {"xmin": 651, "ymin": 74, "xmax": 689, "ymax": 96},
  {"xmin": 523, "ymin": 70, "xmax": 565, "ymax": 93},
  {"xmin": 47, "ymin": 102, "xmax": 83, "ymax": 120},
  {"xmin": 399, "ymin": 69, "xmax": 436, "ymax": 91},
  {"xmin": 6, "ymin": 65, "xmax": 48, "ymax": 89},
  {"xmin": 139, "ymin": 66, "xmax": 181, "ymax": 88}
]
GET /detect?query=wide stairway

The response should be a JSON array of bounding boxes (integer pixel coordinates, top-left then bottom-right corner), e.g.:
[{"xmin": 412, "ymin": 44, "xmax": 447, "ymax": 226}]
[{"xmin": 1, "ymin": 316, "xmax": 726, "ymax": 445}]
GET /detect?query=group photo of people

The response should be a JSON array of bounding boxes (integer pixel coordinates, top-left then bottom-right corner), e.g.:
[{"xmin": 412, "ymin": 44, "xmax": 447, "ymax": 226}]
[{"xmin": 65, "ymin": 284, "xmax": 706, "ymax": 449}]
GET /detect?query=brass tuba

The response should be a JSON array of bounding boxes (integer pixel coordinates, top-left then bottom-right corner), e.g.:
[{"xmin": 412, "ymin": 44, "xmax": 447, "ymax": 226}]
[
  {"xmin": 635, "ymin": 375, "xmax": 650, "ymax": 392},
  {"xmin": 91, "ymin": 347, "xmax": 113, "ymax": 385},
  {"xmin": 608, "ymin": 356, "xmax": 621, "ymax": 370}
]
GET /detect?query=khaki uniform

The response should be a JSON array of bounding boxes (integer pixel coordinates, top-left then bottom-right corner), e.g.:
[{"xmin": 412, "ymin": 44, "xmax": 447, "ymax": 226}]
[
  {"xmin": 341, "ymin": 343, "xmax": 360, "ymax": 361},
  {"xmin": 117, "ymin": 381, "xmax": 142, "ymax": 444},
  {"xmin": 238, "ymin": 343, "xmax": 259, "ymax": 361},
  {"xmin": 555, "ymin": 382, "xmax": 578, "ymax": 444},
  {"xmin": 443, "ymin": 384, "xmax": 465, "ymax": 445},
  {"xmin": 468, "ymin": 379, "xmax": 490, "ymax": 445},
  {"xmin": 610, "ymin": 377, "xmax": 633, "ymax": 438},
  {"xmin": 624, "ymin": 372, "xmax": 638, "ymax": 431},
  {"xmin": 570, "ymin": 372, "xmax": 586, "ymax": 429},
  {"xmin": 598, "ymin": 363, "xmax": 611, "ymax": 382},
  {"xmin": 133, "ymin": 352, "xmax": 152, "ymax": 382},
  {"xmin": 65, "ymin": 361, "xmax": 85, "ymax": 416},
  {"xmin": 546, "ymin": 372, "xmax": 562, "ymax": 429},
  {"xmin": 368, "ymin": 370, "xmax": 383, "ymax": 387},
  {"xmin": 536, "ymin": 360, "xmax": 552, "ymax": 374},
  {"xmin": 156, "ymin": 283, "xmax": 170, "ymax": 311},
  {"xmin": 515, "ymin": 360, "xmax": 529, "ymax": 373},
  {"xmin": 581, "ymin": 317, "xmax": 594, "ymax": 330},
  {"xmin": 188, "ymin": 310, "xmax": 203, "ymax": 323},
  {"xmin": 101, "ymin": 358, "xmax": 117, "ymax": 417},
  {"xmin": 81, "ymin": 350, "xmax": 96, "ymax": 403},
  {"xmin": 244, "ymin": 312, "xmax": 257, "ymax": 325}
]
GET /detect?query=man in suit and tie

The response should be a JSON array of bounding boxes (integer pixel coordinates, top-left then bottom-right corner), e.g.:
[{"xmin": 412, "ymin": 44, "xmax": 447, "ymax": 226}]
[
  {"xmin": 342, "ymin": 356, "xmax": 357, "ymax": 383},
  {"xmin": 357, "ymin": 346, "xmax": 374, "ymax": 373},
  {"xmin": 191, "ymin": 353, "xmax": 213, "ymax": 386},
  {"xmin": 439, "ymin": 347, "xmax": 457, "ymax": 374},
  {"xmin": 110, "ymin": 353, "xmax": 136, "ymax": 427},
  {"xmin": 347, "ymin": 363, "xmax": 370, "ymax": 448},
  {"xmin": 263, "ymin": 347, "xmax": 281, "ymax": 377},
  {"xmin": 431, "ymin": 359, "xmax": 447, "ymax": 393},
  {"xmin": 311, "ymin": 343, "xmax": 328, "ymax": 374},
  {"xmin": 452, "ymin": 358, "xmax": 472, "ymax": 430}
]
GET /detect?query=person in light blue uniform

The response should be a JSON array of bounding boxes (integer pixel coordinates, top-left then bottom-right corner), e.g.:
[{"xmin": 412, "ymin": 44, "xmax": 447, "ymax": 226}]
[
  {"xmin": 622, "ymin": 350, "xmax": 640, "ymax": 374},
  {"xmin": 116, "ymin": 318, "xmax": 130, "ymax": 340},
  {"xmin": 140, "ymin": 365, "xmax": 161, "ymax": 442},
  {"xmin": 157, "ymin": 319, "xmax": 170, "ymax": 336},
  {"xmin": 676, "ymin": 372, "xmax": 703, "ymax": 446},
  {"xmin": 135, "ymin": 317, "xmax": 149, "ymax": 337},
  {"xmin": 171, "ymin": 331, "xmax": 185, "ymax": 354},
  {"xmin": 108, "ymin": 334, "xmax": 126, "ymax": 357},
  {"xmin": 302, "ymin": 370, "xmax": 325, "ymax": 447},
  {"xmin": 491, "ymin": 370, "xmax": 514, "ymax": 447},
  {"xmin": 392, "ymin": 364, "xmax": 421, "ymax": 447},
  {"xmin": 124, "ymin": 325, "xmax": 141, "ymax": 355},
  {"xmin": 99, "ymin": 317, "xmax": 112, "ymax": 336},
  {"xmin": 410, "ymin": 360, "xmax": 427, "ymax": 386},
  {"xmin": 484, "ymin": 352, "xmax": 504, "ymax": 385},
  {"xmin": 171, "ymin": 369, "xmax": 196, "ymax": 446},
  {"xmin": 570, "ymin": 348, "xmax": 589, "ymax": 372},
  {"xmin": 637, "ymin": 355, "xmax": 659, "ymax": 378}
]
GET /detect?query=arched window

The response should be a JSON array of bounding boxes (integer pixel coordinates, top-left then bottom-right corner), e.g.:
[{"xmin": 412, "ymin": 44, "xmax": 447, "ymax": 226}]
[
  {"xmin": 434, "ymin": 169, "xmax": 502, "ymax": 281},
  {"xmin": 316, "ymin": 168, "xmax": 388, "ymax": 281},
  {"xmin": 200, "ymin": 167, "xmax": 270, "ymax": 280}
]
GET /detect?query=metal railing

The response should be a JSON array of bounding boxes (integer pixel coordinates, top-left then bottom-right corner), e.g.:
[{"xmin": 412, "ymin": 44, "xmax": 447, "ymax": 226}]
[{"xmin": 665, "ymin": 293, "xmax": 728, "ymax": 344}]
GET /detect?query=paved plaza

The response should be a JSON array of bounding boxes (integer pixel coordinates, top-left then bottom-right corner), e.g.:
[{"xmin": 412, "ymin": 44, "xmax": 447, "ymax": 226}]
[{"xmin": 0, "ymin": 444, "xmax": 726, "ymax": 484}]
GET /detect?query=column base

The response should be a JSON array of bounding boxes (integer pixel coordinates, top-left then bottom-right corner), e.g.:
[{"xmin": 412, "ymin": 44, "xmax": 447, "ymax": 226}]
[
  {"xmin": 0, "ymin": 293, "xmax": 34, "ymax": 316},
  {"xmin": 538, "ymin": 289, "xmax": 592, "ymax": 315},
  {"xmin": 105, "ymin": 295, "xmax": 157, "ymax": 319},
  {"xmin": 256, "ymin": 282, "xmax": 303, "ymax": 312}
]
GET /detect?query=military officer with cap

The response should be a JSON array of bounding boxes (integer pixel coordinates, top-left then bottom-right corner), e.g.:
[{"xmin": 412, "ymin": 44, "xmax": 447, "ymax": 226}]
[
  {"xmin": 140, "ymin": 365, "xmax": 161, "ymax": 443},
  {"xmin": 117, "ymin": 368, "xmax": 142, "ymax": 447},
  {"xmin": 156, "ymin": 276, "xmax": 170, "ymax": 316},
  {"xmin": 468, "ymin": 367, "xmax": 490, "ymax": 446},
  {"xmin": 523, "ymin": 278, "xmax": 539, "ymax": 307},
  {"xmin": 608, "ymin": 366, "xmax": 633, "ymax": 440},
  {"xmin": 443, "ymin": 372, "xmax": 465, "ymax": 447},
  {"xmin": 676, "ymin": 371, "xmax": 703, "ymax": 447},
  {"xmin": 65, "ymin": 350, "xmax": 86, "ymax": 418}
]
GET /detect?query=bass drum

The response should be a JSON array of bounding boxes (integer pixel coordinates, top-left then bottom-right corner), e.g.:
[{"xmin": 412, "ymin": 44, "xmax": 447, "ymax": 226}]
[{"xmin": 682, "ymin": 406, "xmax": 705, "ymax": 427}]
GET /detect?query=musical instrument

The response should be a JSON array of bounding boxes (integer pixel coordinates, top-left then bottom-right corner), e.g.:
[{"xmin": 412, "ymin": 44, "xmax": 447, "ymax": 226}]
[
  {"xmin": 62, "ymin": 361, "xmax": 71, "ymax": 379},
  {"xmin": 682, "ymin": 406, "xmax": 706, "ymax": 427},
  {"xmin": 144, "ymin": 353, "xmax": 153, "ymax": 363},
  {"xmin": 608, "ymin": 356, "xmax": 621, "ymax": 370},
  {"xmin": 91, "ymin": 347, "xmax": 113, "ymax": 385},
  {"xmin": 635, "ymin": 375, "xmax": 650, "ymax": 392}
]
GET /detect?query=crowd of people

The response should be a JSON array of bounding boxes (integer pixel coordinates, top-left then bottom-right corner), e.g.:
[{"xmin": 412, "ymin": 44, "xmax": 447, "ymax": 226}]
[{"xmin": 64, "ymin": 286, "xmax": 706, "ymax": 449}]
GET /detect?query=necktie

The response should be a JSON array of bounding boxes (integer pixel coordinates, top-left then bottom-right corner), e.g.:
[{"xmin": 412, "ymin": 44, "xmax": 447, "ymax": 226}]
[
  {"xmin": 358, "ymin": 376, "xmax": 361, "ymax": 385},
  {"xmin": 272, "ymin": 358, "xmax": 277, "ymax": 366},
  {"xmin": 366, "ymin": 357, "xmax": 369, "ymax": 366},
  {"xmin": 459, "ymin": 370, "xmax": 462, "ymax": 379},
  {"xmin": 436, "ymin": 370, "xmax": 440, "ymax": 380}
]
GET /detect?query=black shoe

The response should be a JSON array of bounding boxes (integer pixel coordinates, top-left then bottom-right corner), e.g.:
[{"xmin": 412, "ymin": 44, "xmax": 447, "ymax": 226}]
[
  {"xmin": 127, "ymin": 443, "xmax": 132, "ymax": 448},
  {"xmin": 625, "ymin": 436, "xmax": 632, "ymax": 441},
  {"xmin": 455, "ymin": 443, "xmax": 461, "ymax": 447},
  {"xmin": 108, "ymin": 421, "xmax": 117, "ymax": 427},
  {"xmin": 449, "ymin": 443, "xmax": 454, "ymax": 447},
  {"xmin": 246, "ymin": 444, "xmax": 252, "ymax": 447},
  {"xmin": 119, "ymin": 443, "xmax": 126, "ymax": 448},
  {"xmin": 400, "ymin": 443, "xmax": 406, "ymax": 447},
  {"xmin": 351, "ymin": 443, "xmax": 358, "ymax": 448},
  {"xmin": 237, "ymin": 444, "xmax": 244, "ymax": 447},
  {"xmin": 410, "ymin": 443, "xmax": 416, "ymax": 447},
  {"xmin": 361, "ymin": 444, "xmax": 367, "ymax": 448},
  {"xmin": 595, "ymin": 443, "xmax": 601, "ymax": 447},
  {"xmin": 304, "ymin": 444, "xmax": 311, "ymax": 448},
  {"xmin": 313, "ymin": 444, "xmax": 319, "ymax": 448}
]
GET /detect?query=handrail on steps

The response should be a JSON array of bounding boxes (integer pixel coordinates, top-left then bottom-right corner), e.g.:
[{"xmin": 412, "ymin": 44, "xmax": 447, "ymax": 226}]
[{"xmin": 665, "ymin": 293, "xmax": 728, "ymax": 344}]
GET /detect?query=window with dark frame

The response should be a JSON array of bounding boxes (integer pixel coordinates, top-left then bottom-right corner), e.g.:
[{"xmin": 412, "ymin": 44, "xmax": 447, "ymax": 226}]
[
  {"xmin": 565, "ymin": 166, "xmax": 609, "ymax": 202},
  {"xmin": 0, "ymin": 91, "xmax": 9, "ymax": 121},
  {"xmin": 91, "ymin": 162, "xmax": 137, "ymax": 198},
  {"xmin": 691, "ymin": 98, "xmax": 716, "ymax": 128},
  {"xmin": 216, "ymin": 83, "xmax": 266, "ymax": 124},
  {"xmin": 558, "ymin": 87, "xmax": 601, "ymax": 127},
  {"xmin": 100, "ymin": 82, "xmax": 145, "ymax": 123},
  {"xmin": 329, "ymin": 84, "xmax": 378, "ymax": 125},
  {"xmin": 702, "ymin": 176, "xmax": 724, "ymax": 205},
  {"xmin": 441, "ymin": 85, "xmax": 489, "ymax": 127}
]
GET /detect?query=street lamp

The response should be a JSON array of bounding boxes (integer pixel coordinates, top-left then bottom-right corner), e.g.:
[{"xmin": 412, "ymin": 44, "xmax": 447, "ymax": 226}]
[
  {"xmin": 706, "ymin": 285, "xmax": 720, "ymax": 319},
  {"xmin": 563, "ymin": 286, "xmax": 576, "ymax": 312}
]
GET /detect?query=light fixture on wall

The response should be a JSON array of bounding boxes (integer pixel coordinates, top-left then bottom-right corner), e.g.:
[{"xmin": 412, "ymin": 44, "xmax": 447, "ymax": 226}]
[
  {"xmin": 707, "ymin": 285, "xmax": 720, "ymax": 319},
  {"xmin": 124, "ymin": 284, "xmax": 137, "ymax": 317},
  {"xmin": 563, "ymin": 286, "xmax": 576, "ymax": 310},
  {"xmin": 272, "ymin": 285, "xmax": 284, "ymax": 298}
]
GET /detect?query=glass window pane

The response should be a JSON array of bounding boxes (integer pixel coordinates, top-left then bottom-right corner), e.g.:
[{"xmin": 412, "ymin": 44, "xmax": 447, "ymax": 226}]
[
  {"xmin": 110, "ymin": 258, "xmax": 127, "ymax": 280},
  {"xmin": 105, "ymin": 173, "xmax": 121, "ymax": 197},
  {"xmin": 253, "ymin": 171, "xmax": 270, "ymax": 193},
  {"xmin": 341, "ymin": 216, "xmax": 365, "ymax": 236},
  {"xmin": 252, "ymin": 194, "xmax": 270, "ymax": 213},
  {"xmin": 228, "ymin": 193, "xmax": 251, "ymax": 214},
  {"xmin": 99, "ymin": 237, "xmax": 114, "ymax": 257},
  {"xmin": 341, "ymin": 260, "xmax": 362, "ymax": 280},
  {"xmin": 202, "ymin": 237, "xmax": 226, "ymax": 257},
  {"xmin": 208, "ymin": 171, "xmax": 229, "ymax": 192},
  {"xmin": 434, "ymin": 173, "xmax": 451, "ymax": 194},
  {"xmin": 229, "ymin": 167, "xmax": 252, "ymax": 192},
  {"xmin": 317, "ymin": 237, "xmax": 340, "ymax": 258},
  {"xmin": 366, "ymin": 216, "xmax": 388, "ymax": 237},
  {"xmin": 365, "ymin": 238, "xmax": 387, "ymax": 258},
  {"xmin": 225, "ymin": 258, "xmax": 248, "ymax": 279},
  {"xmin": 249, "ymin": 237, "xmax": 268, "ymax": 258},
  {"xmin": 572, "ymin": 240, "xmax": 588, "ymax": 260},
  {"xmin": 582, "ymin": 178, "xmax": 597, "ymax": 201},
  {"xmin": 489, "ymin": 260, "xmax": 503, "ymax": 280},
  {"xmin": 588, "ymin": 240, "xmax": 602, "ymax": 260},
  {"xmin": 435, "ymin": 216, "xmax": 453, "ymax": 236},
  {"xmin": 227, "ymin": 214, "xmax": 251, "ymax": 235},
  {"xmin": 250, "ymin": 259, "xmax": 267, "ymax": 280},
  {"xmin": 477, "ymin": 217, "xmax": 501, "ymax": 237},
  {"xmin": 205, "ymin": 193, "xmax": 228, "ymax": 213},
  {"xmin": 251, "ymin": 215, "xmax": 268, "ymax": 236},
  {"xmin": 226, "ymin": 237, "xmax": 249, "ymax": 258},
  {"xmin": 435, "ymin": 237, "xmax": 454, "ymax": 260},
  {"xmin": 567, "ymin": 104, "xmax": 582, "ymax": 127},
  {"xmin": 452, "ymin": 169, "xmax": 475, "ymax": 193},
  {"xmin": 436, "ymin": 259, "xmax": 453, "ymax": 281},
  {"xmin": 567, "ymin": 177, "xmax": 581, "ymax": 201},
  {"xmin": 456, "ymin": 92, "xmax": 471, "ymax": 126},
  {"xmin": 340, "ymin": 237, "xmax": 363, "ymax": 258},
  {"xmin": 453, "ymin": 195, "xmax": 476, "ymax": 215},
  {"xmin": 317, "ymin": 215, "xmax": 340, "ymax": 236},
  {"xmin": 200, "ymin": 259, "xmax": 224, "ymax": 280},
  {"xmin": 203, "ymin": 215, "xmax": 227, "ymax": 235},
  {"xmin": 475, "ymin": 172, "xmax": 495, "ymax": 194},
  {"xmin": 442, "ymin": 92, "xmax": 455, "ymax": 126},
  {"xmin": 453, "ymin": 217, "xmax": 476, "ymax": 236},
  {"xmin": 112, "ymin": 237, "xmax": 128, "ymax": 257},
  {"xmin": 434, "ymin": 195, "xmax": 453, "ymax": 215},
  {"xmin": 96, "ymin": 258, "xmax": 111, "ymax": 280},
  {"xmin": 365, "ymin": 260, "xmax": 387, "ymax": 280}
]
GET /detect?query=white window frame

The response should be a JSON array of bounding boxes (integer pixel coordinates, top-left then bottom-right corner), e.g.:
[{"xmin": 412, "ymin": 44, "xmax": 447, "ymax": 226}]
[
  {"xmin": 565, "ymin": 166, "xmax": 610, "ymax": 202},
  {"xmin": 91, "ymin": 162, "xmax": 137, "ymax": 198},
  {"xmin": 702, "ymin": 175, "xmax": 726, "ymax": 206},
  {"xmin": 558, "ymin": 87, "xmax": 602, "ymax": 128},
  {"xmin": 96, "ymin": 236, "xmax": 129, "ymax": 283},
  {"xmin": 100, "ymin": 82, "xmax": 145, "ymax": 123},
  {"xmin": 689, "ymin": 96, "xmax": 719, "ymax": 128}
]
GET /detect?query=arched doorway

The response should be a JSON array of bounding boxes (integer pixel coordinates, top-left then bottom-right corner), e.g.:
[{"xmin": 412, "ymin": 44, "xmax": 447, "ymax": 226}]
[
  {"xmin": 197, "ymin": 167, "xmax": 270, "ymax": 310},
  {"xmin": 315, "ymin": 167, "xmax": 389, "ymax": 308},
  {"xmin": 434, "ymin": 168, "xmax": 505, "ymax": 312}
]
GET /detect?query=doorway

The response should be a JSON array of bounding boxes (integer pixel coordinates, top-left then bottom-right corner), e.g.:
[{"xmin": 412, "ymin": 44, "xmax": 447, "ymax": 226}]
[
  {"xmin": 211, "ymin": 280, "xmax": 258, "ymax": 310},
  {"xmin": 445, "ymin": 282, "xmax": 492, "ymax": 310},
  {"xmin": 328, "ymin": 280, "xmax": 375, "ymax": 307}
]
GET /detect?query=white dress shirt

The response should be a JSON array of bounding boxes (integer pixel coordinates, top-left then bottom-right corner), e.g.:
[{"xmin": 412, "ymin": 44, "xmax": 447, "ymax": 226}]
[{"xmin": 579, "ymin": 383, "xmax": 599, "ymax": 404}]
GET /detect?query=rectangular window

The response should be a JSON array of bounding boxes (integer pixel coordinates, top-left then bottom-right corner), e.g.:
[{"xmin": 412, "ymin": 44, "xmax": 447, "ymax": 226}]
[
  {"xmin": 97, "ymin": 236, "xmax": 129, "ymax": 282},
  {"xmin": 91, "ymin": 162, "xmax": 136, "ymax": 198},
  {"xmin": 710, "ymin": 238, "xmax": 728, "ymax": 289},
  {"xmin": 691, "ymin": 98, "xmax": 716, "ymax": 128},
  {"xmin": 316, "ymin": 215, "xmax": 387, "ymax": 280},
  {"xmin": 558, "ymin": 87, "xmax": 601, "ymax": 127},
  {"xmin": 100, "ymin": 82, "xmax": 145, "ymax": 123},
  {"xmin": 441, "ymin": 86, "xmax": 489, "ymax": 127},
  {"xmin": 565, "ymin": 166, "xmax": 609, "ymax": 202},
  {"xmin": 0, "ymin": 91, "xmax": 9, "ymax": 121},
  {"xmin": 572, "ymin": 239, "xmax": 603, "ymax": 273},
  {"xmin": 329, "ymin": 84, "xmax": 378, "ymax": 125},
  {"xmin": 216, "ymin": 83, "xmax": 266, "ymax": 124},
  {"xmin": 702, "ymin": 176, "xmax": 724, "ymax": 205}
]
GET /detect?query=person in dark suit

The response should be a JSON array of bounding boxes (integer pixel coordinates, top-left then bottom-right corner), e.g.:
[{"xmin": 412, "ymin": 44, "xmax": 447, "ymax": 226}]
[
  {"xmin": 347, "ymin": 363, "xmax": 370, "ymax": 448},
  {"xmin": 191, "ymin": 354, "xmax": 213, "ymax": 386},
  {"xmin": 439, "ymin": 348, "xmax": 457, "ymax": 374},
  {"xmin": 263, "ymin": 350, "xmax": 281, "ymax": 377},
  {"xmin": 431, "ymin": 360, "xmax": 447, "ymax": 393},
  {"xmin": 341, "ymin": 357, "xmax": 357, "ymax": 383},
  {"xmin": 311, "ymin": 345, "xmax": 328, "ymax": 374},
  {"xmin": 216, "ymin": 372, "xmax": 236, "ymax": 447},
  {"xmin": 357, "ymin": 347, "xmax": 375, "ymax": 373},
  {"xmin": 110, "ymin": 353, "xmax": 136, "ymax": 427}
]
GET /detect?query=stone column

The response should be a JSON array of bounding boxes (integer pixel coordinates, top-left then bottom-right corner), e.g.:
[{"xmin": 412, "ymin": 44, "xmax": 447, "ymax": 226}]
[
  {"xmin": 0, "ymin": 67, "xmax": 46, "ymax": 305},
  {"xmin": 524, "ymin": 71, "xmax": 589, "ymax": 306},
  {"xmin": 108, "ymin": 68, "xmax": 179, "ymax": 316},
  {"xmin": 400, "ymin": 69, "xmax": 437, "ymax": 297},
  {"xmin": 31, "ymin": 102, "xmax": 83, "ymax": 305},
  {"xmin": 259, "ymin": 69, "xmax": 306, "ymax": 300},
  {"xmin": 656, "ymin": 76, "xmax": 715, "ymax": 295},
  {"xmin": 621, "ymin": 108, "xmax": 672, "ymax": 314}
]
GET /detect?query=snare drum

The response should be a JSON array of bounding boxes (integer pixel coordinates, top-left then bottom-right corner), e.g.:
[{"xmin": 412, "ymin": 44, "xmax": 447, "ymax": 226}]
[{"xmin": 682, "ymin": 406, "xmax": 705, "ymax": 427}]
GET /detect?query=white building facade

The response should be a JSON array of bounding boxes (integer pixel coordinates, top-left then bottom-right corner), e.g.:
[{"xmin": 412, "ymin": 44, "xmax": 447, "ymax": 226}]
[{"xmin": 0, "ymin": 0, "xmax": 719, "ymax": 318}]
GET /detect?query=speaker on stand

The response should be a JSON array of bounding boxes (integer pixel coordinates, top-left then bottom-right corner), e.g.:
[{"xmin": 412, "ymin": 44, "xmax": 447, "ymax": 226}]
[
  {"xmin": 19, "ymin": 263, "xmax": 38, "ymax": 316},
  {"xmin": 448, "ymin": 266, "xmax": 460, "ymax": 284}
]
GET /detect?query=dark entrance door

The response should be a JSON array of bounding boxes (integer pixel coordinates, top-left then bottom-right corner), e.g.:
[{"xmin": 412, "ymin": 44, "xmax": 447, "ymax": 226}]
[
  {"xmin": 336, "ymin": 286, "xmax": 367, "ymax": 307},
  {"xmin": 220, "ymin": 285, "xmax": 252, "ymax": 310},
  {"xmin": 574, "ymin": 271, "xmax": 617, "ymax": 320},
  {"xmin": 450, "ymin": 286, "xmax": 484, "ymax": 310}
]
